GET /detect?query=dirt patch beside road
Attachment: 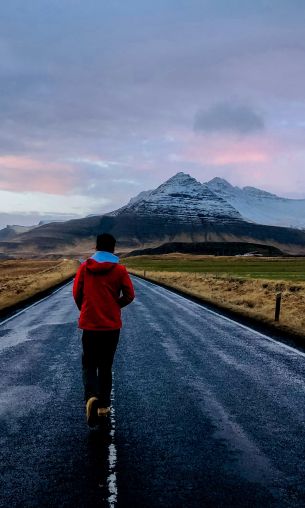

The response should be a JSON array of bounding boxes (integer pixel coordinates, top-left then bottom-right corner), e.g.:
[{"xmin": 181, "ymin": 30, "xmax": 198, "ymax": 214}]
[{"xmin": 0, "ymin": 259, "xmax": 79, "ymax": 311}]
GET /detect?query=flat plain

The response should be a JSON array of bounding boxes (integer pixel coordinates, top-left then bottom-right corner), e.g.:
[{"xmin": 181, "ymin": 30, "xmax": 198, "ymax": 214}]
[
  {"xmin": 124, "ymin": 255, "xmax": 305, "ymax": 338},
  {"xmin": 0, "ymin": 259, "xmax": 79, "ymax": 311},
  {"xmin": 124, "ymin": 254, "xmax": 305, "ymax": 280}
]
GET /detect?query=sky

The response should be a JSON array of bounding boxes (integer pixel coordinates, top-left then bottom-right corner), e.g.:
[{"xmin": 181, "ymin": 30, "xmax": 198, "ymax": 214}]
[{"xmin": 0, "ymin": 0, "xmax": 305, "ymax": 228}]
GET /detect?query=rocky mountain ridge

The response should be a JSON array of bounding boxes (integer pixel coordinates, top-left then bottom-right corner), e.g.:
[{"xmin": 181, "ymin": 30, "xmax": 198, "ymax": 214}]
[{"xmin": 111, "ymin": 173, "xmax": 243, "ymax": 223}]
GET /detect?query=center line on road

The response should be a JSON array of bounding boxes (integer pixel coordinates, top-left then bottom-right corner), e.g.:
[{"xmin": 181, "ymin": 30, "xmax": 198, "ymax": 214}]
[{"xmin": 107, "ymin": 388, "xmax": 118, "ymax": 508}]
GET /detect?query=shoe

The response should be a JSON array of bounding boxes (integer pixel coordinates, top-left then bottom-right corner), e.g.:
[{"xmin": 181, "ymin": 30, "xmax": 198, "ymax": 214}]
[
  {"xmin": 98, "ymin": 407, "xmax": 111, "ymax": 417},
  {"xmin": 86, "ymin": 397, "xmax": 99, "ymax": 427}
]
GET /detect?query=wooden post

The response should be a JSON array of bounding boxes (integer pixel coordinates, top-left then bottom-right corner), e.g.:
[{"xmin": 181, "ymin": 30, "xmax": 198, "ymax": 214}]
[
  {"xmin": 275, "ymin": 292, "xmax": 282, "ymax": 321},
  {"xmin": 144, "ymin": 270, "xmax": 146, "ymax": 278}
]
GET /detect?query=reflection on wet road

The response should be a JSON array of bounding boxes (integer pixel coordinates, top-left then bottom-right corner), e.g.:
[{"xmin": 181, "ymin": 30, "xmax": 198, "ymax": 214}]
[
  {"xmin": 0, "ymin": 284, "xmax": 116, "ymax": 507},
  {"xmin": 1, "ymin": 277, "xmax": 305, "ymax": 507}
]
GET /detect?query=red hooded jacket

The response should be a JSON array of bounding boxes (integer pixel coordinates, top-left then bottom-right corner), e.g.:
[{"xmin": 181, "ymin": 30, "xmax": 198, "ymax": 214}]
[{"xmin": 73, "ymin": 252, "xmax": 135, "ymax": 331}]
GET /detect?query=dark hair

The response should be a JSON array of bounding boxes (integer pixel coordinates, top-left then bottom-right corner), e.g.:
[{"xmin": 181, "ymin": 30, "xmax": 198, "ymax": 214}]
[{"xmin": 96, "ymin": 233, "xmax": 116, "ymax": 253}]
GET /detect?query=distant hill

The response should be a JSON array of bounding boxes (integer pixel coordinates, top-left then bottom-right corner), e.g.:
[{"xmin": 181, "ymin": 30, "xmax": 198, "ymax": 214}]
[
  {"xmin": 0, "ymin": 224, "xmax": 37, "ymax": 241},
  {"xmin": 125, "ymin": 242, "xmax": 284, "ymax": 257}
]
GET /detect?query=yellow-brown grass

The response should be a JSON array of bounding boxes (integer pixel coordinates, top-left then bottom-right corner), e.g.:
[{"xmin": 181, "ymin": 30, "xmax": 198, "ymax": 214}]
[
  {"xmin": 129, "ymin": 269, "xmax": 305, "ymax": 338},
  {"xmin": 0, "ymin": 259, "xmax": 79, "ymax": 311}
]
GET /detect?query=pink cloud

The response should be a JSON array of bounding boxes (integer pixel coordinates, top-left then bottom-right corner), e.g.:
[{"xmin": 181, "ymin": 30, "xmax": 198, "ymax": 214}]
[
  {"xmin": 183, "ymin": 134, "xmax": 278, "ymax": 167},
  {"xmin": 156, "ymin": 128, "xmax": 305, "ymax": 197},
  {"xmin": 211, "ymin": 150, "xmax": 268, "ymax": 165},
  {"xmin": 0, "ymin": 156, "xmax": 77, "ymax": 194}
]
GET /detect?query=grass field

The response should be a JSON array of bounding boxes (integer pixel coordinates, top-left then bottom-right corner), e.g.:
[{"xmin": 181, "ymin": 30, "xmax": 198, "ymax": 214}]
[
  {"xmin": 124, "ymin": 255, "xmax": 305, "ymax": 338},
  {"xmin": 124, "ymin": 254, "xmax": 305, "ymax": 281},
  {"xmin": 0, "ymin": 259, "xmax": 79, "ymax": 312}
]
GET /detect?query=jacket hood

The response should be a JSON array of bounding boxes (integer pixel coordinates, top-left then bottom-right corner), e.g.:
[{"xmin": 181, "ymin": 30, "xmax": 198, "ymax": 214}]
[{"xmin": 86, "ymin": 251, "xmax": 119, "ymax": 273}]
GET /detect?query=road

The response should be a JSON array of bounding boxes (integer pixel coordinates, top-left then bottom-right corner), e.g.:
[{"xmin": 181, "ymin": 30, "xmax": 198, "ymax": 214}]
[{"xmin": 1, "ymin": 276, "xmax": 305, "ymax": 507}]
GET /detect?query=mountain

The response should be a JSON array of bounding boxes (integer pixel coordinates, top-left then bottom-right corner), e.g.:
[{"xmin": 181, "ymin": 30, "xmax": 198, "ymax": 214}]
[
  {"xmin": 110, "ymin": 172, "xmax": 243, "ymax": 223},
  {"xmin": 1, "ymin": 172, "xmax": 305, "ymax": 256},
  {"xmin": 0, "ymin": 219, "xmax": 66, "ymax": 241},
  {"xmin": 0, "ymin": 224, "xmax": 37, "ymax": 241},
  {"xmin": 207, "ymin": 177, "xmax": 305, "ymax": 229}
]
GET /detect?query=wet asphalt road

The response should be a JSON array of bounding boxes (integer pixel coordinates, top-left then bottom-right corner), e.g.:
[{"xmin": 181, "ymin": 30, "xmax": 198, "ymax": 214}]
[{"xmin": 1, "ymin": 277, "xmax": 305, "ymax": 507}]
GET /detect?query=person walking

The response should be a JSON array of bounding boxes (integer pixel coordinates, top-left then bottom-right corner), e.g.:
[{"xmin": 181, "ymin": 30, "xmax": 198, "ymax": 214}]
[{"xmin": 73, "ymin": 233, "xmax": 135, "ymax": 427}]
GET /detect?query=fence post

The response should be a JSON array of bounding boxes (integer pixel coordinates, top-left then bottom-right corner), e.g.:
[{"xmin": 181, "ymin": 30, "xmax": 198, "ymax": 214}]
[{"xmin": 274, "ymin": 292, "xmax": 282, "ymax": 321}]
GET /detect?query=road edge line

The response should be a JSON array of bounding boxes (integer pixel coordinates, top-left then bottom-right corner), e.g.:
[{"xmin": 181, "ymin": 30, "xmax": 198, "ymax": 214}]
[
  {"xmin": 0, "ymin": 279, "xmax": 73, "ymax": 326},
  {"xmin": 131, "ymin": 273, "xmax": 305, "ymax": 355}
]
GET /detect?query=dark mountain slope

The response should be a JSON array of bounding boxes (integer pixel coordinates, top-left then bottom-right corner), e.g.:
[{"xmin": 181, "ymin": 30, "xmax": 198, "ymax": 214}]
[{"xmin": 126, "ymin": 242, "xmax": 284, "ymax": 257}]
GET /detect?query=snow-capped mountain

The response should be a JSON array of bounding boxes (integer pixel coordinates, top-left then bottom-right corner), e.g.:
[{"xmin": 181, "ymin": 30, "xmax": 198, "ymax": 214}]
[
  {"xmin": 207, "ymin": 177, "xmax": 305, "ymax": 229},
  {"xmin": 128, "ymin": 189, "xmax": 153, "ymax": 206},
  {"xmin": 1, "ymin": 172, "xmax": 305, "ymax": 255},
  {"xmin": 111, "ymin": 172, "xmax": 243, "ymax": 223}
]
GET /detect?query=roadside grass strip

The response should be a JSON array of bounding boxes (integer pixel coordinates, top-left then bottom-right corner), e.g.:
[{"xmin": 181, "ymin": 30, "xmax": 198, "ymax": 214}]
[
  {"xmin": 125, "ymin": 256, "xmax": 305, "ymax": 340},
  {"xmin": 124, "ymin": 255, "xmax": 305, "ymax": 281}
]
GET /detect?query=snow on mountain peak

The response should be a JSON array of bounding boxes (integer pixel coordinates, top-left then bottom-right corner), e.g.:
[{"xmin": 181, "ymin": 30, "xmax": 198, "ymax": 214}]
[
  {"xmin": 163, "ymin": 171, "xmax": 197, "ymax": 185},
  {"xmin": 206, "ymin": 179, "xmax": 305, "ymax": 229},
  {"xmin": 242, "ymin": 186, "xmax": 277, "ymax": 198},
  {"xmin": 152, "ymin": 172, "xmax": 203, "ymax": 196},
  {"xmin": 208, "ymin": 177, "xmax": 234, "ymax": 190},
  {"xmin": 128, "ymin": 189, "xmax": 153, "ymax": 205},
  {"xmin": 111, "ymin": 172, "xmax": 242, "ymax": 223}
]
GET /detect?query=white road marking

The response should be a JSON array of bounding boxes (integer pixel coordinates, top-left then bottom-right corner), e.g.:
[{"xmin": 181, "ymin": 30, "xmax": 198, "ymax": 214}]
[
  {"xmin": 107, "ymin": 388, "xmax": 118, "ymax": 507},
  {"xmin": 133, "ymin": 275, "xmax": 305, "ymax": 359},
  {"xmin": 0, "ymin": 278, "xmax": 119, "ymax": 505}
]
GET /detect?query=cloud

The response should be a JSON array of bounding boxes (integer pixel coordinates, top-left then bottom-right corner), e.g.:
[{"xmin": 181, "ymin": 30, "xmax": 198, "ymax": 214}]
[
  {"xmin": 67, "ymin": 158, "xmax": 126, "ymax": 169},
  {"xmin": 194, "ymin": 103, "xmax": 265, "ymax": 135},
  {"xmin": 0, "ymin": 0, "xmax": 304, "ymax": 220},
  {"xmin": 0, "ymin": 188, "xmax": 110, "ymax": 216},
  {"xmin": 183, "ymin": 132, "xmax": 274, "ymax": 167},
  {"xmin": 0, "ymin": 211, "xmax": 80, "ymax": 230},
  {"xmin": 0, "ymin": 156, "xmax": 79, "ymax": 194}
]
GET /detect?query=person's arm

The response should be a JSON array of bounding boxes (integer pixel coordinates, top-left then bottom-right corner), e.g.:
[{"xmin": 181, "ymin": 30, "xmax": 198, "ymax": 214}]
[
  {"xmin": 73, "ymin": 263, "xmax": 85, "ymax": 310},
  {"xmin": 118, "ymin": 268, "xmax": 135, "ymax": 308}
]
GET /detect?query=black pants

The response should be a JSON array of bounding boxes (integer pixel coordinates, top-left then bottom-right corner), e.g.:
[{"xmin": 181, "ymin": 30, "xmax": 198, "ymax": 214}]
[{"xmin": 82, "ymin": 329, "xmax": 120, "ymax": 406}]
